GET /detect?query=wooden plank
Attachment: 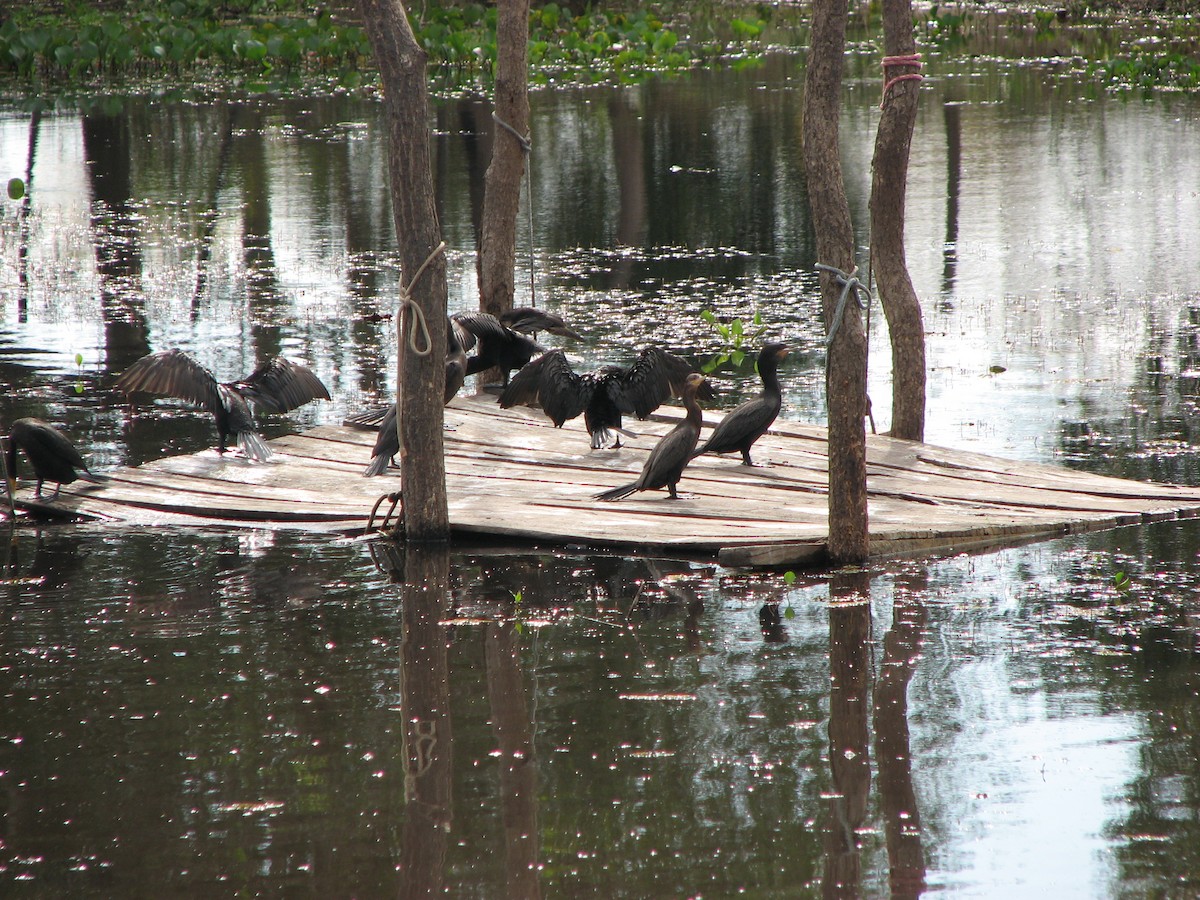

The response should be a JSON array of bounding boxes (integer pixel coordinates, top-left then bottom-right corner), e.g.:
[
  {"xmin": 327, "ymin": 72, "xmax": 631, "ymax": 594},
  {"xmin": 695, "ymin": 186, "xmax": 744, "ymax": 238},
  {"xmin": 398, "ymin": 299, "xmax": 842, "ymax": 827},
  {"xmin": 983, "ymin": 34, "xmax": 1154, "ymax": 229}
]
[{"xmin": 11, "ymin": 394, "xmax": 1200, "ymax": 567}]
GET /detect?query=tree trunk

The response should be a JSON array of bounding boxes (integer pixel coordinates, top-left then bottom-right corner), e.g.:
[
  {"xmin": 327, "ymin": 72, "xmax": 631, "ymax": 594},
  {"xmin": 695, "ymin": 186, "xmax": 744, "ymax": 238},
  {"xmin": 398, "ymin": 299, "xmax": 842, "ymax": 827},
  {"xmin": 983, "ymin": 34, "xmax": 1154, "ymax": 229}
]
[
  {"xmin": 803, "ymin": 0, "xmax": 869, "ymax": 564},
  {"xmin": 476, "ymin": 0, "xmax": 531, "ymax": 384},
  {"xmin": 869, "ymin": 0, "xmax": 926, "ymax": 442},
  {"xmin": 358, "ymin": 0, "xmax": 449, "ymax": 541}
]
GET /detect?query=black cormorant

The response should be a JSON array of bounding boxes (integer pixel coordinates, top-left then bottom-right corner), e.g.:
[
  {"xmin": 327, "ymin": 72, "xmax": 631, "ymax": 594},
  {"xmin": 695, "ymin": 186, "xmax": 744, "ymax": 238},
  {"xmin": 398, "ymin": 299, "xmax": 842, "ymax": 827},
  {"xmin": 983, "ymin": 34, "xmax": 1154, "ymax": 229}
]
[
  {"xmin": 358, "ymin": 318, "xmax": 472, "ymax": 476},
  {"xmin": 452, "ymin": 311, "xmax": 546, "ymax": 386},
  {"xmin": 498, "ymin": 307, "xmax": 582, "ymax": 340},
  {"xmin": 115, "ymin": 348, "xmax": 330, "ymax": 461},
  {"xmin": 6, "ymin": 418, "xmax": 104, "ymax": 500},
  {"xmin": 594, "ymin": 372, "xmax": 708, "ymax": 501},
  {"xmin": 500, "ymin": 346, "xmax": 713, "ymax": 449},
  {"xmin": 693, "ymin": 342, "xmax": 789, "ymax": 466}
]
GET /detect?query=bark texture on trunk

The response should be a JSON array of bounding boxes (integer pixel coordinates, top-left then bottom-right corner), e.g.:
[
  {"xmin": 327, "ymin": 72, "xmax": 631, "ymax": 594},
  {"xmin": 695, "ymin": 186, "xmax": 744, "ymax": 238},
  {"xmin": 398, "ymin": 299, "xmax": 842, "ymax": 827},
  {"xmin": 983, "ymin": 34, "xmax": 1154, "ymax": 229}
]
[
  {"xmin": 478, "ymin": 0, "xmax": 532, "ymax": 328},
  {"xmin": 869, "ymin": 0, "xmax": 926, "ymax": 442},
  {"xmin": 804, "ymin": 0, "xmax": 869, "ymax": 563},
  {"xmin": 358, "ymin": 0, "xmax": 449, "ymax": 540}
]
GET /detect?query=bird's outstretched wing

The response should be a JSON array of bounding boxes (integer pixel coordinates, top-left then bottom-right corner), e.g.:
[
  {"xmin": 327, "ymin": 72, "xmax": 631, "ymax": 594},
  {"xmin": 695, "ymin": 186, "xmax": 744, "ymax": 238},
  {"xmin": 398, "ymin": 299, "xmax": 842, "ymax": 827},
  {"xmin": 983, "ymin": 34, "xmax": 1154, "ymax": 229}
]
[
  {"xmin": 613, "ymin": 347, "xmax": 713, "ymax": 418},
  {"xmin": 235, "ymin": 358, "xmax": 331, "ymax": 413},
  {"xmin": 115, "ymin": 349, "xmax": 224, "ymax": 414},
  {"xmin": 499, "ymin": 349, "xmax": 591, "ymax": 426}
]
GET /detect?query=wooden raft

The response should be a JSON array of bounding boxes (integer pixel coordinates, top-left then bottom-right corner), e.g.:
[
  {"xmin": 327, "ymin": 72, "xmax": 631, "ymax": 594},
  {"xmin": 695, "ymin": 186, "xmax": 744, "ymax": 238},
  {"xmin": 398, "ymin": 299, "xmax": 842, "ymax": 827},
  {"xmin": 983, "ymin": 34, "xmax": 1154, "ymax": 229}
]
[{"xmin": 16, "ymin": 395, "xmax": 1200, "ymax": 568}]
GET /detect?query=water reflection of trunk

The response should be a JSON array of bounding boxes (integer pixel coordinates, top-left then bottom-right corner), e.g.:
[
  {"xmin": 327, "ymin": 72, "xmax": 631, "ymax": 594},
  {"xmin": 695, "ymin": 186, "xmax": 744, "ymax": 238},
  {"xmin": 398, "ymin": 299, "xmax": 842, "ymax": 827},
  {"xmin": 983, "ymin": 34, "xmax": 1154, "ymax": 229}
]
[
  {"xmin": 397, "ymin": 546, "xmax": 454, "ymax": 897},
  {"xmin": 455, "ymin": 99, "xmax": 493, "ymax": 251},
  {"xmin": 191, "ymin": 108, "xmax": 235, "ymax": 317},
  {"xmin": 873, "ymin": 579, "xmax": 927, "ymax": 899},
  {"xmin": 484, "ymin": 621, "xmax": 542, "ymax": 900},
  {"xmin": 941, "ymin": 100, "xmax": 962, "ymax": 301},
  {"xmin": 234, "ymin": 106, "xmax": 285, "ymax": 361},
  {"xmin": 823, "ymin": 574, "xmax": 872, "ymax": 899},
  {"xmin": 81, "ymin": 107, "xmax": 151, "ymax": 369},
  {"xmin": 16, "ymin": 107, "xmax": 41, "ymax": 321},
  {"xmin": 608, "ymin": 93, "xmax": 647, "ymax": 290}
]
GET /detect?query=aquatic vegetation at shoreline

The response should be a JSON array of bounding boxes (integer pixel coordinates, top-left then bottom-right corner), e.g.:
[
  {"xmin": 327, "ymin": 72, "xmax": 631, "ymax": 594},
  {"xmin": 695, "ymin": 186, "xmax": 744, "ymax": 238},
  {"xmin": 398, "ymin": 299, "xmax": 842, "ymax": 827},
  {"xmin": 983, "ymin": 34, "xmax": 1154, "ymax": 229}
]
[{"xmin": 0, "ymin": 1, "xmax": 769, "ymax": 94}]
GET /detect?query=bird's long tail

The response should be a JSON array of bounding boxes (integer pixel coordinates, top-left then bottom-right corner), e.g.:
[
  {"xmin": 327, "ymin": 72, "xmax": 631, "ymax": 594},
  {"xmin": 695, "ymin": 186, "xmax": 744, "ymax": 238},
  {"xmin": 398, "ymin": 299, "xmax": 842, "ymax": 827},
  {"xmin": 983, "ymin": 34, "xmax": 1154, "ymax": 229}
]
[
  {"xmin": 363, "ymin": 453, "xmax": 392, "ymax": 477},
  {"xmin": 238, "ymin": 431, "xmax": 273, "ymax": 461},
  {"xmin": 594, "ymin": 481, "xmax": 638, "ymax": 502}
]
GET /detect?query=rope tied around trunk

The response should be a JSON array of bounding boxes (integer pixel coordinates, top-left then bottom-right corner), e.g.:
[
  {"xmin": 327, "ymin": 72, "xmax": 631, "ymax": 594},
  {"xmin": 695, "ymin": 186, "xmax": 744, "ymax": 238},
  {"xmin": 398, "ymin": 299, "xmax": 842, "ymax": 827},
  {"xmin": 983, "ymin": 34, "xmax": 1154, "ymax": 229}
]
[
  {"xmin": 881, "ymin": 53, "xmax": 923, "ymax": 108},
  {"xmin": 396, "ymin": 240, "xmax": 447, "ymax": 357},
  {"xmin": 816, "ymin": 263, "xmax": 872, "ymax": 350}
]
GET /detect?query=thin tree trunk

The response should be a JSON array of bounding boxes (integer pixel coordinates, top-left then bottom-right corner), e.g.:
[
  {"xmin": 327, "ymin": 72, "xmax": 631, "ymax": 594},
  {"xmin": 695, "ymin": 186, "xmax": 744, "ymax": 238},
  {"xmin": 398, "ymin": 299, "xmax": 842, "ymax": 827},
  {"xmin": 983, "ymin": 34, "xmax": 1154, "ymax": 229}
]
[
  {"xmin": 869, "ymin": 0, "xmax": 926, "ymax": 441},
  {"xmin": 358, "ymin": 0, "xmax": 449, "ymax": 541},
  {"xmin": 804, "ymin": 0, "xmax": 869, "ymax": 563},
  {"xmin": 477, "ymin": 0, "xmax": 532, "ymax": 380}
]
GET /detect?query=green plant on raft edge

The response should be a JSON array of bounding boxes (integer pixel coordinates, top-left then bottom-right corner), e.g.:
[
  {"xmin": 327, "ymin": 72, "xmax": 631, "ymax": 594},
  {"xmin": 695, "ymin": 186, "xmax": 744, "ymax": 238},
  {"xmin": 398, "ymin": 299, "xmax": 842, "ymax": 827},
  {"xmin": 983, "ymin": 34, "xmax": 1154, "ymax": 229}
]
[
  {"xmin": 782, "ymin": 569, "xmax": 796, "ymax": 618},
  {"xmin": 699, "ymin": 309, "xmax": 767, "ymax": 374}
]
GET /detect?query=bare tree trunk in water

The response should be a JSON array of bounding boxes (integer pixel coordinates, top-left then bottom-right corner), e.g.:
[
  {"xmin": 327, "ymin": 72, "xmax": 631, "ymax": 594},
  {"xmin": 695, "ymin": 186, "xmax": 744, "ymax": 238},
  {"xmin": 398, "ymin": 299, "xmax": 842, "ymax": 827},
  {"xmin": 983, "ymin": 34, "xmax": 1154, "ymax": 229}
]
[
  {"xmin": 869, "ymin": 0, "xmax": 926, "ymax": 441},
  {"xmin": 476, "ymin": 0, "xmax": 531, "ymax": 385},
  {"xmin": 803, "ymin": 0, "xmax": 869, "ymax": 563},
  {"xmin": 358, "ymin": 0, "xmax": 449, "ymax": 541},
  {"xmin": 485, "ymin": 622, "xmax": 542, "ymax": 899}
]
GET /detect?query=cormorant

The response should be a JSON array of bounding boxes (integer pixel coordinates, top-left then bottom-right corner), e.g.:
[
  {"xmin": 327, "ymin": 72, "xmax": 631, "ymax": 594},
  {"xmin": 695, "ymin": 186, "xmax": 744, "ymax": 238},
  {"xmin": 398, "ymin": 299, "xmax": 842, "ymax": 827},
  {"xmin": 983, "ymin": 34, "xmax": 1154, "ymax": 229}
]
[
  {"xmin": 358, "ymin": 317, "xmax": 473, "ymax": 476},
  {"xmin": 498, "ymin": 307, "xmax": 582, "ymax": 340},
  {"xmin": 115, "ymin": 349, "xmax": 330, "ymax": 461},
  {"xmin": 693, "ymin": 342, "xmax": 790, "ymax": 466},
  {"xmin": 452, "ymin": 311, "xmax": 546, "ymax": 386},
  {"xmin": 6, "ymin": 417, "xmax": 105, "ymax": 500},
  {"xmin": 500, "ymin": 347, "xmax": 713, "ymax": 449},
  {"xmin": 594, "ymin": 372, "xmax": 708, "ymax": 501}
]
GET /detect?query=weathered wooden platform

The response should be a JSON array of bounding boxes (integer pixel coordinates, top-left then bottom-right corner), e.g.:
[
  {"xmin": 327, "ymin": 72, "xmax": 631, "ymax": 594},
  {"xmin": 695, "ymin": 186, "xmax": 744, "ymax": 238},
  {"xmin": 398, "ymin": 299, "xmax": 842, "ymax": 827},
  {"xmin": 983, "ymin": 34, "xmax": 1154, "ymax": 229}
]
[{"xmin": 13, "ymin": 395, "xmax": 1200, "ymax": 567}]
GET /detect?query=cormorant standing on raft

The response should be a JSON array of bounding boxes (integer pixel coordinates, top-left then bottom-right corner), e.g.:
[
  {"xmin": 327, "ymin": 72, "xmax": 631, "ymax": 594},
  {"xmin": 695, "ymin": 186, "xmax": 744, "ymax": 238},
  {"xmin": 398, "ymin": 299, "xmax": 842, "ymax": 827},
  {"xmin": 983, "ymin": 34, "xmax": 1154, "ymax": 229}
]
[
  {"xmin": 693, "ymin": 342, "xmax": 790, "ymax": 466},
  {"xmin": 5, "ymin": 417, "xmax": 105, "ymax": 500},
  {"xmin": 594, "ymin": 372, "xmax": 708, "ymax": 501},
  {"xmin": 500, "ymin": 346, "xmax": 713, "ymax": 449},
  {"xmin": 360, "ymin": 317, "xmax": 472, "ymax": 477},
  {"xmin": 115, "ymin": 348, "xmax": 330, "ymax": 461}
]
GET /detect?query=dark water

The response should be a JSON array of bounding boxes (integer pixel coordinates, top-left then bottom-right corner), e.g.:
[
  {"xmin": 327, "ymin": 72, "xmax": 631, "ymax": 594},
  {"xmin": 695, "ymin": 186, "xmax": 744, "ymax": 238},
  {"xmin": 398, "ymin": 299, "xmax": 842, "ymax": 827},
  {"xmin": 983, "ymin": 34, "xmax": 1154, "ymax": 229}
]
[{"xmin": 2, "ymin": 47, "xmax": 1200, "ymax": 896}]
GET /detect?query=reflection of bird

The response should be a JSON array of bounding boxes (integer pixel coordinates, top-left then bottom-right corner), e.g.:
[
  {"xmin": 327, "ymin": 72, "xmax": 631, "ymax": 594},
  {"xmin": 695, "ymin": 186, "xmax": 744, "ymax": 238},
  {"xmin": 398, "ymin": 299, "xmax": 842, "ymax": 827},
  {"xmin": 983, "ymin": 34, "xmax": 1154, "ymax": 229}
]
[
  {"xmin": 594, "ymin": 372, "xmax": 708, "ymax": 501},
  {"xmin": 115, "ymin": 349, "xmax": 330, "ymax": 461},
  {"xmin": 499, "ymin": 307, "xmax": 582, "ymax": 340},
  {"xmin": 453, "ymin": 311, "xmax": 546, "ymax": 386},
  {"xmin": 694, "ymin": 342, "xmax": 790, "ymax": 466},
  {"xmin": 500, "ymin": 347, "xmax": 712, "ymax": 449},
  {"xmin": 6, "ymin": 417, "xmax": 104, "ymax": 499}
]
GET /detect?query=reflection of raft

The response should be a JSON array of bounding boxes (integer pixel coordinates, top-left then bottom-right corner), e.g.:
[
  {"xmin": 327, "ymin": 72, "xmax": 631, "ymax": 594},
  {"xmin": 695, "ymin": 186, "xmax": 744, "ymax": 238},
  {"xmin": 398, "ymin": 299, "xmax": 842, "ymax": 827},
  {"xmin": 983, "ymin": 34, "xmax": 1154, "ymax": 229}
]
[{"xmin": 15, "ymin": 395, "xmax": 1200, "ymax": 568}]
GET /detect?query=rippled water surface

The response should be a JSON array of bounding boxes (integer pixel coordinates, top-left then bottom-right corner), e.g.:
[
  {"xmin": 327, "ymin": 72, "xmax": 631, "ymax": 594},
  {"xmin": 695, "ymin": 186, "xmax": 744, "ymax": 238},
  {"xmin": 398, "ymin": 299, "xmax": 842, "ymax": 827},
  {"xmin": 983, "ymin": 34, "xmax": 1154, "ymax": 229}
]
[{"xmin": 2, "ymin": 44, "xmax": 1200, "ymax": 897}]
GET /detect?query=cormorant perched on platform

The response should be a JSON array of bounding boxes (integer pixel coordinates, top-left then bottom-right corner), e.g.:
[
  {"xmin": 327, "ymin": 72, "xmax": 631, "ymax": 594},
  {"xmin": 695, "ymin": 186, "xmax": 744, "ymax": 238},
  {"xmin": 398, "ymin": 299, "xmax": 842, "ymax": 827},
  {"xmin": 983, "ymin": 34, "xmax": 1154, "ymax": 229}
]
[
  {"xmin": 115, "ymin": 349, "xmax": 330, "ymax": 462},
  {"xmin": 6, "ymin": 417, "xmax": 105, "ymax": 500},
  {"xmin": 693, "ymin": 342, "xmax": 790, "ymax": 466},
  {"xmin": 500, "ymin": 347, "xmax": 713, "ymax": 449},
  {"xmin": 357, "ymin": 317, "xmax": 474, "ymax": 476},
  {"xmin": 452, "ymin": 311, "xmax": 546, "ymax": 386},
  {"xmin": 594, "ymin": 372, "xmax": 708, "ymax": 501},
  {"xmin": 498, "ymin": 307, "xmax": 582, "ymax": 340}
]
